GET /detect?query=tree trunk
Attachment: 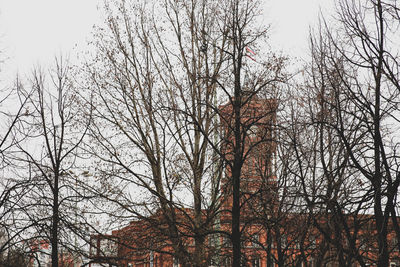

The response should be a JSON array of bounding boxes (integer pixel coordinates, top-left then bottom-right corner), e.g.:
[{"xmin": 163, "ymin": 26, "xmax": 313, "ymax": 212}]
[{"xmin": 51, "ymin": 173, "xmax": 59, "ymax": 267}]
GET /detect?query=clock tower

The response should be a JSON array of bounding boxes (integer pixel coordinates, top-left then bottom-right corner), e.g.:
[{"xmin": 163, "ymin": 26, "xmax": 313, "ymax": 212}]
[{"xmin": 218, "ymin": 97, "xmax": 278, "ymax": 215}]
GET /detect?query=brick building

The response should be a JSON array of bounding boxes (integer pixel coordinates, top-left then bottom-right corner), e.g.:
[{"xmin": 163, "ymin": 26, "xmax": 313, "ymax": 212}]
[
  {"xmin": 28, "ymin": 239, "xmax": 79, "ymax": 267},
  {"xmin": 89, "ymin": 98, "xmax": 400, "ymax": 267}
]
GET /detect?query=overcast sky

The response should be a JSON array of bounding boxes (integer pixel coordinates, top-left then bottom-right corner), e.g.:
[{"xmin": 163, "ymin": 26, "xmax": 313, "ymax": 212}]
[{"xmin": 0, "ymin": 0, "xmax": 334, "ymax": 81}]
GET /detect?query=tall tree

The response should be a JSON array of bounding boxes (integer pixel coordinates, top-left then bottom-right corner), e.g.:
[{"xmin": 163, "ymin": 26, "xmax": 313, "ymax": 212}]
[
  {"xmin": 0, "ymin": 78, "xmax": 31, "ymax": 254},
  {"xmin": 84, "ymin": 0, "xmax": 286, "ymax": 266},
  {"xmin": 14, "ymin": 57, "xmax": 90, "ymax": 267},
  {"xmin": 85, "ymin": 0, "xmax": 226, "ymax": 266},
  {"xmin": 202, "ymin": 1, "xmax": 287, "ymax": 265},
  {"xmin": 292, "ymin": 0, "xmax": 400, "ymax": 265}
]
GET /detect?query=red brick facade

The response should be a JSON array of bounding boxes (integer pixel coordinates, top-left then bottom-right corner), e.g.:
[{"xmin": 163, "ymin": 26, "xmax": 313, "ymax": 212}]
[{"xmin": 89, "ymin": 99, "xmax": 400, "ymax": 267}]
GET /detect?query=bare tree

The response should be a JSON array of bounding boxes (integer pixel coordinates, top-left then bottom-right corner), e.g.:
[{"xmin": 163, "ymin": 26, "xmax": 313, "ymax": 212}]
[
  {"xmin": 288, "ymin": 0, "xmax": 400, "ymax": 265},
  {"xmin": 83, "ymin": 0, "xmax": 287, "ymax": 266},
  {"xmin": 84, "ymin": 0, "xmax": 227, "ymax": 266},
  {"xmin": 0, "ymin": 239, "xmax": 29, "ymax": 267},
  {"xmin": 201, "ymin": 1, "xmax": 287, "ymax": 265},
  {"xmin": 13, "ymin": 57, "xmax": 91, "ymax": 267},
  {"xmin": 0, "ymin": 77, "xmax": 33, "ymax": 254}
]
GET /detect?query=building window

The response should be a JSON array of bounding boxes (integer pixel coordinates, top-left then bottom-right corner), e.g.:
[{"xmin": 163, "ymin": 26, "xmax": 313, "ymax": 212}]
[
  {"xmin": 251, "ymin": 258, "xmax": 260, "ymax": 267},
  {"xmin": 173, "ymin": 257, "xmax": 179, "ymax": 267},
  {"xmin": 223, "ymin": 257, "xmax": 232, "ymax": 267},
  {"xmin": 392, "ymin": 236, "xmax": 399, "ymax": 251},
  {"xmin": 248, "ymin": 125, "xmax": 259, "ymax": 138},
  {"xmin": 149, "ymin": 251, "xmax": 154, "ymax": 267},
  {"xmin": 99, "ymin": 237, "xmax": 118, "ymax": 257},
  {"xmin": 223, "ymin": 236, "xmax": 232, "ymax": 248},
  {"xmin": 308, "ymin": 257, "xmax": 315, "ymax": 267},
  {"xmin": 209, "ymin": 234, "xmax": 218, "ymax": 247},
  {"xmin": 40, "ymin": 253, "xmax": 46, "ymax": 260},
  {"xmin": 359, "ymin": 237, "xmax": 368, "ymax": 251},
  {"xmin": 281, "ymin": 234, "xmax": 287, "ymax": 248},
  {"xmin": 293, "ymin": 239, "xmax": 300, "ymax": 249},
  {"xmin": 248, "ymin": 160, "xmax": 254, "ymax": 177},
  {"xmin": 251, "ymin": 234, "xmax": 260, "ymax": 248},
  {"xmin": 309, "ymin": 235, "xmax": 316, "ymax": 249},
  {"xmin": 240, "ymin": 255, "xmax": 247, "ymax": 267}
]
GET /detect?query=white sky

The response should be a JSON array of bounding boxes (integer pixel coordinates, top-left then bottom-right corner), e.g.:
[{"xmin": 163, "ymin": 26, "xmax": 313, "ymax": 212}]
[
  {"xmin": 0, "ymin": 0, "xmax": 335, "ymax": 82},
  {"xmin": 0, "ymin": 0, "xmax": 103, "ymax": 81},
  {"xmin": 266, "ymin": 0, "xmax": 334, "ymax": 59}
]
